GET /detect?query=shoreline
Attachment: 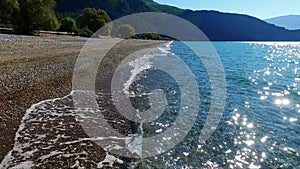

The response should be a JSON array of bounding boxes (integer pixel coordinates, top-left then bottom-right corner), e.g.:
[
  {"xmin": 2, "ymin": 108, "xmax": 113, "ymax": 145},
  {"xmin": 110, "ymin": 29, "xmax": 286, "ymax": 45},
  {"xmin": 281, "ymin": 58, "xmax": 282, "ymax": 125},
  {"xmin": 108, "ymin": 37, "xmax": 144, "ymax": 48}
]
[{"xmin": 0, "ymin": 33, "xmax": 166, "ymax": 166}]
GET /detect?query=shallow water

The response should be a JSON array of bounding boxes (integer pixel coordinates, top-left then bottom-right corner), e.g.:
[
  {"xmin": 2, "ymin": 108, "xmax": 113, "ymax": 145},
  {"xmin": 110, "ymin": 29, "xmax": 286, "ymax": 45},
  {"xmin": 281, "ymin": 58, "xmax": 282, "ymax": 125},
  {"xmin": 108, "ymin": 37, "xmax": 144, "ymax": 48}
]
[
  {"xmin": 140, "ymin": 41, "xmax": 300, "ymax": 168},
  {"xmin": 1, "ymin": 41, "xmax": 300, "ymax": 168}
]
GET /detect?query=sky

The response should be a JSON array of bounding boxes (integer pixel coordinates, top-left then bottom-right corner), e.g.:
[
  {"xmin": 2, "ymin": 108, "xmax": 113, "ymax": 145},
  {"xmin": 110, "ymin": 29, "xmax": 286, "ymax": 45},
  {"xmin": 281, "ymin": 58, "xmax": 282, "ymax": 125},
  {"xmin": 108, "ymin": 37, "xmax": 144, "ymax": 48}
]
[{"xmin": 154, "ymin": 0, "xmax": 300, "ymax": 19}]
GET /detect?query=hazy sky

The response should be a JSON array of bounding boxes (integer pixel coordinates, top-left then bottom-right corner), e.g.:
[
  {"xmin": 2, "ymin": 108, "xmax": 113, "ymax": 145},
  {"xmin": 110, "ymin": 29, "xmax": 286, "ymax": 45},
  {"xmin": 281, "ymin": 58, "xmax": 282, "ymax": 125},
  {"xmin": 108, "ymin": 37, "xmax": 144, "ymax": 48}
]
[{"xmin": 154, "ymin": 0, "xmax": 300, "ymax": 19}]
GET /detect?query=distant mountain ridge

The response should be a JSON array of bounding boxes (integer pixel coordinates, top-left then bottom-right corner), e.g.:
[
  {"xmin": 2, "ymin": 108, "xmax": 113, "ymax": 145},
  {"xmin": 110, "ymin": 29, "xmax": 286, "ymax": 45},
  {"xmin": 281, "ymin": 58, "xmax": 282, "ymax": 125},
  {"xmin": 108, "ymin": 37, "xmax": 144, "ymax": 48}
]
[
  {"xmin": 55, "ymin": 0, "xmax": 184, "ymax": 19},
  {"xmin": 179, "ymin": 10, "xmax": 300, "ymax": 41},
  {"xmin": 265, "ymin": 15, "xmax": 300, "ymax": 30},
  {"xmin": 55, "ymin": 0, "xmax": 300, "ymax": 41}
]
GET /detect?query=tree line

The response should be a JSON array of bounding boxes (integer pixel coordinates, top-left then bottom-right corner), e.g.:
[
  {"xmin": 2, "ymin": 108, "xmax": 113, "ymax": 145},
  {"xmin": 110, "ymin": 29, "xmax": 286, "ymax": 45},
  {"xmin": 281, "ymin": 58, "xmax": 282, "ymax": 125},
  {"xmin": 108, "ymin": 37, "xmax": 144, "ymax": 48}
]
[
  {"xmin": 0, "ymin": 0, "xmax": 165, "ymax": 39},
  {"xmin": 0, "ymin": 0, "xmax": 112, "ymax": 37}
]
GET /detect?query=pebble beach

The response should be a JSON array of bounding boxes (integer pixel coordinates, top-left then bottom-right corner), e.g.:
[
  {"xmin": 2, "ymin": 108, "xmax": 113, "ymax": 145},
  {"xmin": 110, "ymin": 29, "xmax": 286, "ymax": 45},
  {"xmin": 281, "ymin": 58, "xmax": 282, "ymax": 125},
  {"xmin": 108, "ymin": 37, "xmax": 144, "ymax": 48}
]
[{"xmin": 0, "ymin": 33, "xmax": 164, "ymax": 168}]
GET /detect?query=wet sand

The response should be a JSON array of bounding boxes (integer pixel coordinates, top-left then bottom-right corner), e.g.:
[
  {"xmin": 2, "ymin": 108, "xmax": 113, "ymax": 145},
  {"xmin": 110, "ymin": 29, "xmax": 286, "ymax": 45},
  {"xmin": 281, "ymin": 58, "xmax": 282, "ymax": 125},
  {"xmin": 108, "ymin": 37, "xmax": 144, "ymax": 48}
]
[{"xmin": 0, "ymin": 33, "xmax": 165, "ymax": 167}]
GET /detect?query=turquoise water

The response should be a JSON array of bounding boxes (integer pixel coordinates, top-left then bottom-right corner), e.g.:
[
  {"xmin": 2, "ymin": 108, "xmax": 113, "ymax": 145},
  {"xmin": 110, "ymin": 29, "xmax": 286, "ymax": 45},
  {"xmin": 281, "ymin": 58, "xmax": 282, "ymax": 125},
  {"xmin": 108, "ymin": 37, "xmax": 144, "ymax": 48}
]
[{"xmin": 134, "ymin": 41, "xmax": 300, "ymax": 168}]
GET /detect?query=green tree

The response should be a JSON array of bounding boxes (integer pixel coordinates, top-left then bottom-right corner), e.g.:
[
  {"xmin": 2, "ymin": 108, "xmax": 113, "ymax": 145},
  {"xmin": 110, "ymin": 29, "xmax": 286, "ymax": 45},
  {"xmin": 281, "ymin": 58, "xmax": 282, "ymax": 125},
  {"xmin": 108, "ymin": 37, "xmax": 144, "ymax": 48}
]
[
  {"xmin": 117, "ymin": 24, "xmax": 135, "ymax": 38},
  {"xmin": 88, "ymin": 18, "xmax": 106, "ymax": 32},
  {"xmin": 59, "ymin": 17, "xmax": 77, "ymax": 33},
  {"xmin": 0, "ymin": 0, "xmax": 19, "ymax": 24},
  {"xmin": 132, "ymin": 33, "xmax": 164, "ymax": 40},
  {"xmin": 13, "ymin": 0, "xmax": 59, "ymax": 34},
  {"xmin": 76, "ymin": 8, "xmax": 111, "ymax": 35},
  {"xmin": 77, "ymin": 28, "xmax": 93, "ymax": 37}
]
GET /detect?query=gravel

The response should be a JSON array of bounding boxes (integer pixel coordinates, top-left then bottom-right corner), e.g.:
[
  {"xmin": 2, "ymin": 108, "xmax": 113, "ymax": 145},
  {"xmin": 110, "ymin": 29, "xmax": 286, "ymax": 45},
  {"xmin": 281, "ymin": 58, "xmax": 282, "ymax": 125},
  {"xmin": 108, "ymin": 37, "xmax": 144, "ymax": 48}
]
[{"xmin": 0, "ymin": 33, "xmax": 164, "ymax": 167}]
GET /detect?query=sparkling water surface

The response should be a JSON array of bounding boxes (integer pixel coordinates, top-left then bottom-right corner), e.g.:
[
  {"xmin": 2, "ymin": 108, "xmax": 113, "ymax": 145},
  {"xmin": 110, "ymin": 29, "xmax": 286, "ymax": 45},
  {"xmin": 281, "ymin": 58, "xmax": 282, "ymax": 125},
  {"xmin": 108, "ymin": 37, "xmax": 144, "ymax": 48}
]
[
  {"xmin": 138, "ymin": 41, "xmax": 300, "ymax": 168},
  {"xmin": 1, "ymin": 41, "xmax": 299, "ymax": 169}
]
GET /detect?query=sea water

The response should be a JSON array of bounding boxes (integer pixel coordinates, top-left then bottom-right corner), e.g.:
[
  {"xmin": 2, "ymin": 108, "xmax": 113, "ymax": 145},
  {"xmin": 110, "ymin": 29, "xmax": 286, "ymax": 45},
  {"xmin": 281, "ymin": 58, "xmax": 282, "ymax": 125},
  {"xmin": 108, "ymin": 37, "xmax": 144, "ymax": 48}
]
[{"xmin": 1, "ymin": 41, "xmax": 300, "ymax": 168}]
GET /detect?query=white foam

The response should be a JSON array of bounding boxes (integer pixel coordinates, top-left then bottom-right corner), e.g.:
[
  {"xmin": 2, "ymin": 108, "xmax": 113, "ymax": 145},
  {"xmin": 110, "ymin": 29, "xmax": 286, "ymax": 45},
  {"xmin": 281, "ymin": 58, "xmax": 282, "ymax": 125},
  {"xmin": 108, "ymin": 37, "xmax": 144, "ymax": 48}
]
[
  {"xmin": 123, "ymin": 54, "xmax": 154, "ymax": 96},
  {"xmin": 157, "ymin": 41, "xmax": 173, "ymax": 55},
  {"xmin": 71, "ymin": 160, "xmax": 85, "ymax": 169},
  {"xmin": 10, "ymin": 161, "xmax": 34, "ymax": 169},
  {"xmin": 123, "ymin": 41, "xmax": 174, "ymax": 97},
  {"xmin": 0, "ymin": 95, "xmax": 71, "ymax": 168},
  {"xmin": 0, "ymin": 91, "xmax": 135, "ymax": 168},
  {"xmin": 0, "ymin": 41, "xmax": 174, "ymax": 167},
  {"xmin": 38, "ymin": 151, "xmax": 63, "ymax": 161},
  {"xmin": 125, "ymin": 123, "xmax": 144, "ymax": 157},
  {"xmin": 97, "ymin": 153, "xmax": 123, "ymax": 168}
]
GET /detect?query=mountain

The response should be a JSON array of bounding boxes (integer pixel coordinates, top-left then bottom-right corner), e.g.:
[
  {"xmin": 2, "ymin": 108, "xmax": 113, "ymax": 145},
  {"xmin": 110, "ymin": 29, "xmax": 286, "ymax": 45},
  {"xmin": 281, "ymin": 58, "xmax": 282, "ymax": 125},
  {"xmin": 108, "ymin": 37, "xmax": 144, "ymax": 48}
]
[
  {"xmin": 55, "ymin": 0, "xmax": 300, "ymax": 41},
  {"xmin": 179, "ymin": 10, "xmax": 300, "ymax": 41},
  {"xmin": 55, "ymin": 0, "xmax": 184, "ymax": 19},
  {"xmin": 265, "ymin": 15, "xmax": 300, "ymax": 30}
]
